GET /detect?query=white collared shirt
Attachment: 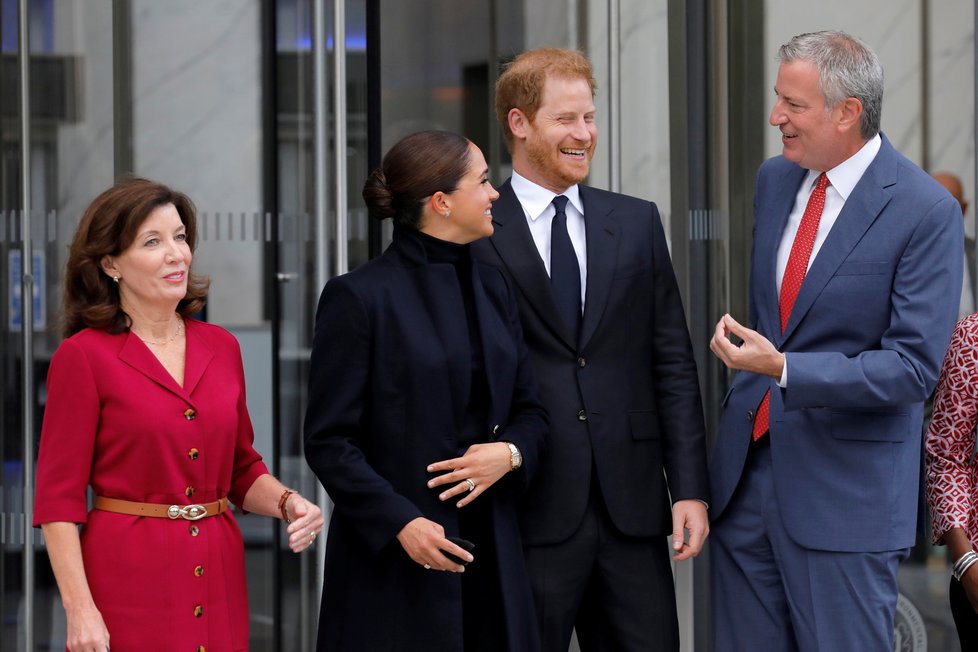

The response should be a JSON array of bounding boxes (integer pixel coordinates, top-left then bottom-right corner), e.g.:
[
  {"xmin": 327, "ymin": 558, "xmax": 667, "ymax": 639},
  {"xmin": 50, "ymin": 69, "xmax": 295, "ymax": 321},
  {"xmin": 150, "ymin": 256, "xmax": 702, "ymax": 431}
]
[
  {"xmin": 775, "ymin": 134, "xmax": 882, "ymax": 292},
  {"xmin": 777, "ymin": 134, "xmax": 882, "ymax": 386},
  {"xmin": 511, "ymin": 170, "xmax": 588, "ymax": 310}
]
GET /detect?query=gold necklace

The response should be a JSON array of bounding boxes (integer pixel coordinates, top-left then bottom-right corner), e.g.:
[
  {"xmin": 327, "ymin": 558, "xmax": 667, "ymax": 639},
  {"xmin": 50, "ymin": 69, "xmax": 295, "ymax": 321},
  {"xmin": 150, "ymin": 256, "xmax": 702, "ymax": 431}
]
[{"xmin": 135, "ymin": 316, "xmax": 183, "ymax": 346}]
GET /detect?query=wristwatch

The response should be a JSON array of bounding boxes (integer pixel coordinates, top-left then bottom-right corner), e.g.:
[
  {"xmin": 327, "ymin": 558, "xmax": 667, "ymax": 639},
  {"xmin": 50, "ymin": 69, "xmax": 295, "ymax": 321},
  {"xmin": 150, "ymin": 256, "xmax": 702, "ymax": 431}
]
[{"xmin": 505, "ymin": 442, "xmax": 522, "ymax": 471}]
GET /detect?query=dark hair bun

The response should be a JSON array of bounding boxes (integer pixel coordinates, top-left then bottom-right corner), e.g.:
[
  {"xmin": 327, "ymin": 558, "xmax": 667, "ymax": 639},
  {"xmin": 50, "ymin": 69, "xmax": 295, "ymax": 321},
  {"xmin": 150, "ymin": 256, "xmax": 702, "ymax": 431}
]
[{"xmin": 362, "ymin": 168, "xmax": 396, "ymax": 220}]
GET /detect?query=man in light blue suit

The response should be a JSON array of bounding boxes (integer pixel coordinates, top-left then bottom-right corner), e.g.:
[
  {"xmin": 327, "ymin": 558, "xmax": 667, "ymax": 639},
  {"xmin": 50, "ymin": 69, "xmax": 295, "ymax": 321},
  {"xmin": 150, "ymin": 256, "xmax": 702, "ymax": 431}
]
[{"xmin": 709, "ymin": 31, "xmax": 963, "ymax": 651}]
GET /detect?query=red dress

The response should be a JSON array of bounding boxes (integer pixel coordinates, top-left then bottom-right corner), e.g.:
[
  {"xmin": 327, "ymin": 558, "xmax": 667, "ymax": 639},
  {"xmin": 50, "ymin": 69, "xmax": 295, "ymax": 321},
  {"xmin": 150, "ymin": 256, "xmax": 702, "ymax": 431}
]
[{"xmin": 34, "ymin": 319, "xmax": 269, "ymax": 651}]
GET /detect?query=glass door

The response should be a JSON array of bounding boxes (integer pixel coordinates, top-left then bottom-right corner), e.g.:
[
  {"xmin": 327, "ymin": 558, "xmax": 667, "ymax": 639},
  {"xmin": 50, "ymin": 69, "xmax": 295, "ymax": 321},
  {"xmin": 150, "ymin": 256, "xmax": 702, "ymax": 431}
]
[{"xmin": 1, "ymin": 1, "xmax": 116, "ymax": 648}]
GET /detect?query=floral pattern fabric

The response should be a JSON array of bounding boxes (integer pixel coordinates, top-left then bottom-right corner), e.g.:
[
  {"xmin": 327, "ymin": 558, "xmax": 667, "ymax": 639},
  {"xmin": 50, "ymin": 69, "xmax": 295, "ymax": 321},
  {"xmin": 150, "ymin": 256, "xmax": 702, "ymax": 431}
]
[{"xmin": 926, "ymin": 313, "xmax": 978, "ymax": 548}]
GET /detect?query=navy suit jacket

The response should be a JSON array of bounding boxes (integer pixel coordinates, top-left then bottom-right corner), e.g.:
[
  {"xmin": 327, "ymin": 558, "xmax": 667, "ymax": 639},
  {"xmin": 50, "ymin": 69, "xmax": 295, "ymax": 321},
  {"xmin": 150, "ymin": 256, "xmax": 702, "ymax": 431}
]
[
  {"xmin": 473, "ymin": 180, "xmax": 709, "ymax": 545},
  {"xmin": 710, "ymin": 134, "xmax": 964, "ymax": 552}
]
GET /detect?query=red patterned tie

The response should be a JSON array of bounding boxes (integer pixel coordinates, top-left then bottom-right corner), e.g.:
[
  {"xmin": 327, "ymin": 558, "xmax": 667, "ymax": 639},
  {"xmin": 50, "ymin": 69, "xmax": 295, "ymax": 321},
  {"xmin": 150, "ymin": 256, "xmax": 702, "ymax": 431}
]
[{"xmin": 752, "ymin": 173, "xmax": 830, "ymax": 441}]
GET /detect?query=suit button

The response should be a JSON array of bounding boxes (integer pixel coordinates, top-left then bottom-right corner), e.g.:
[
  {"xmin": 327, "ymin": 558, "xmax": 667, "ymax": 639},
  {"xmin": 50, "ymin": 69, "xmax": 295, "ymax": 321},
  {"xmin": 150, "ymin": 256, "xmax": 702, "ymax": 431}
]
[
  {"xmin": 188, "ymin": 448, "xmax": 199, "ymax": 460},
  {"xmin": 184, "ymin": 408, "xmax": 196, "ymax": 420},
  {"xmin": 578, "ymin": 357, "xmax": 587, "ymax": 368},
  {"xmin": 185, "ymin": 486, "xmax": 195, "ymax": 498},
  {"xmin": 577, "ymin": 410, "xmax": 587, "ymax": 422},
  {"xmin": 747, "ymin": 411, "xmax": 754, "ymax": 422},
  {"xmin": 189, "ymin": 524, "xmax": 200, "ymax": 537},
  {"xmin": 194, "ymin": 605, "xmax": 203, "ymax": 618},
  {"xmin": 194, "ymin": 565, "xmax": 204, "ymax": 577}
]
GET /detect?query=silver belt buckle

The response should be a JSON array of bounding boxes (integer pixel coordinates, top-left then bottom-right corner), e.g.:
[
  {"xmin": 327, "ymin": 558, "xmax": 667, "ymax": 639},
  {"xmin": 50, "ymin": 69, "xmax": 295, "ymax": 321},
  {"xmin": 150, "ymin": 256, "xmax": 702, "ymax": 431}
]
[{"xmin": 167, "ymin": 504, "xmax": 208, "ymax": 521}]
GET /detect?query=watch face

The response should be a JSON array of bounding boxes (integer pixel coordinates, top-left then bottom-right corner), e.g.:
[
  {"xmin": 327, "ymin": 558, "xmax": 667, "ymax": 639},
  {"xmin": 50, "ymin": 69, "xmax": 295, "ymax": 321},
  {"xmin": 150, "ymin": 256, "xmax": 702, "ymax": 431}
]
[{"xmin": 508, "ymin": 443, "xmax": 522, "ymax": 469}]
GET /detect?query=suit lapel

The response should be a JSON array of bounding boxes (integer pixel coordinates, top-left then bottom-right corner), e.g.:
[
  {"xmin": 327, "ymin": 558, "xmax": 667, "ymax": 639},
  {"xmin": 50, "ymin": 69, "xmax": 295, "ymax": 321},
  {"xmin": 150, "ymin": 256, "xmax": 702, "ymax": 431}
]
[
  {"xmin": 759, "ymin": 165, "xmax": 807, "ymax": 346},
  {"xmin": 781, "ymin": 139, "xmax": 897, "ymax": 341},
  {"xmin": 579, "ymin": 186, "xmax": 618, "ymax": 350},
  {"xmin": 489, "ymin": 181, "xmax": 577, "ymax": 350},
  {"xmin": 471, "ymin": 263, "xmax": 511, "ymax": 421}
]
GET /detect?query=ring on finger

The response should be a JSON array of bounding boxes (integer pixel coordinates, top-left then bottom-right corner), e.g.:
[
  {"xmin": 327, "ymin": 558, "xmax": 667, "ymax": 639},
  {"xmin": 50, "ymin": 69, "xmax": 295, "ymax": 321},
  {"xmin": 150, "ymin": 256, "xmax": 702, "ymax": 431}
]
[
  {"xmin": 423, "ymin": 563, "xmax": 431, "ymax": 570},
  {"xmin": 465, "ymin": 478, "xmax": 476, "ymax": 492}
]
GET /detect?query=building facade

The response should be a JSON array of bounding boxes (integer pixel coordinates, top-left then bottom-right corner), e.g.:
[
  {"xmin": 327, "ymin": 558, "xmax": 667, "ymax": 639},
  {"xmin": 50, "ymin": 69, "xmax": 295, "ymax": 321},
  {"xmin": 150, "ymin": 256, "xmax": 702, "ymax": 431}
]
[{"xmin": 1, "ymin": 0, "xmax": 974, "ymax": 649}]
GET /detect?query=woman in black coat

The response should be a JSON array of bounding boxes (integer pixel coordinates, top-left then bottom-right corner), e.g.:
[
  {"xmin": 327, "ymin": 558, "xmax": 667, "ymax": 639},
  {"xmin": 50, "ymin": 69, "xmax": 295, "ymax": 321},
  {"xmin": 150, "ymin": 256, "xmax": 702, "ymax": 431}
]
[{"xmin": 304, "ymin": 130, "xmax": 547, "ymax": 652}]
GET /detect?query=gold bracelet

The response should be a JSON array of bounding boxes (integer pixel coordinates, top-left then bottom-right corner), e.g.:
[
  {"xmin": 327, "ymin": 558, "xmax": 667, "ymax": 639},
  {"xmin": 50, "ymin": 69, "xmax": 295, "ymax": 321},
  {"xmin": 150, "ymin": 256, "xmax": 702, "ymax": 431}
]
[{"xmin": 278, "ymin": 489, "xmax": 296, "ymax": 523}]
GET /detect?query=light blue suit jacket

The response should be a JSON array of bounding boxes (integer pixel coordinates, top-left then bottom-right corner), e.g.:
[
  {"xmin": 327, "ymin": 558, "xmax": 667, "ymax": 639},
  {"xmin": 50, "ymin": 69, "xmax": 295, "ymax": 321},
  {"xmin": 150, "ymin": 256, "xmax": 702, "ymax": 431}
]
[{"xmin": 710, "ymin": 134, "xmax": 963, "ymax": 552}]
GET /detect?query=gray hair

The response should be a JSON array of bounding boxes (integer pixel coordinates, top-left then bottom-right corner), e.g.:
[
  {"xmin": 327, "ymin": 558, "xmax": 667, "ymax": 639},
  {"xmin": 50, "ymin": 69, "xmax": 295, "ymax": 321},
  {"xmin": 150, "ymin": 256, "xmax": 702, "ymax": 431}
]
[{"xmin": 779, "ymin": 31, "xmax": 883, "ymax": 140}]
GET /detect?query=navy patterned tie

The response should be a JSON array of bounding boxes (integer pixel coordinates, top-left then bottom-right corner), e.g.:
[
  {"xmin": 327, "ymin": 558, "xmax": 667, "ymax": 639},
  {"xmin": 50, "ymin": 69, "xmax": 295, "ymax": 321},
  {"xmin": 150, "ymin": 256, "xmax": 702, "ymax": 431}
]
[{"xmin": 550, "ymin": 195, "xmax": 582, "ymax": 339}]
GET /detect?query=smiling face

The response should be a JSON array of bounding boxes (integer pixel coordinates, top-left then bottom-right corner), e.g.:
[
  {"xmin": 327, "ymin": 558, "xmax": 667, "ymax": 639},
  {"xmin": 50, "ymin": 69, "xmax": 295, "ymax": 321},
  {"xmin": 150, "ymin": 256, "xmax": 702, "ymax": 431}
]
[
  {"xmin": 511, "ymin": 74, "xmax": 597, "ymax": 193},
  {"xmin": 101, "ymin": 203, "xmax": 192, "ymax": 315},
  {"xmin": 428, "ymin": 143, "xmax": 500, "ymax": 244},
  {"xmin": 769, "ymin": 59, "xmax": 861, "ymax": 172}
]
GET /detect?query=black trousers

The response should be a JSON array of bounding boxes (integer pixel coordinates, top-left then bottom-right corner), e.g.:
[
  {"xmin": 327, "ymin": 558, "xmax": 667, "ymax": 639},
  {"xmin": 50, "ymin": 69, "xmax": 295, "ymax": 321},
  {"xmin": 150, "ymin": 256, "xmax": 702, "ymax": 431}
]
[
  {"xmin": 950, "ymin": 576, "xmax": 978, "ymax": 650},
  {"xmin": 524, "ymin": 480, "xmax": 679, "ymax": 652}
]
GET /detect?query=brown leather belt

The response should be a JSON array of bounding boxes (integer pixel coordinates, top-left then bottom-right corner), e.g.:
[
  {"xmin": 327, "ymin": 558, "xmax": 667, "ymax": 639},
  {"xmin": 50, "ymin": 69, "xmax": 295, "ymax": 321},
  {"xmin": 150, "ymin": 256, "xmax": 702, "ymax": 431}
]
[{"xmin": 93, "ymin": 496, "xmax": 229, "ymax": 521}]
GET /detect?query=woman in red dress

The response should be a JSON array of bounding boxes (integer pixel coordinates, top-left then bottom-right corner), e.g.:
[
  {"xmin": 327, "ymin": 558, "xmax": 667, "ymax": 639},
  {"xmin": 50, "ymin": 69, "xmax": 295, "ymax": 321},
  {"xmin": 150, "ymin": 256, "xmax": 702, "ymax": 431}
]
[{"xmin": 33, "ymin": 177, "xmax": 323, "ymax": 652}]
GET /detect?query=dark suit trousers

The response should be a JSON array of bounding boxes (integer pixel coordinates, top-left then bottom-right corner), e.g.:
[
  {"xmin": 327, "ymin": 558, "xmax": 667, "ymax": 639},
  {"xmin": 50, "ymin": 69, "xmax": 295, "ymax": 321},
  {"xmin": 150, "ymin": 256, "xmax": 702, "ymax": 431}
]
[
  {"xmin": 524, "ymin": 477, "xmax": 679, "ymax": 652},
  {"xmin": 711, "ymin": 439, "xmax": 908, "ymax": 652},
  {"xmin": 950, "ymin": 577, "xmax": 978, "ymax": 650}
]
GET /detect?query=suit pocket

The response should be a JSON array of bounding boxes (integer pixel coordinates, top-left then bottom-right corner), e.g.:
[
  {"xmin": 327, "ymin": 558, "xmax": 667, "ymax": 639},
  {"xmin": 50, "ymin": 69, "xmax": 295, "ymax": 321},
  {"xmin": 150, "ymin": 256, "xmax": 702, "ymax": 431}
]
[
  {"xmin": 629, "ymin": 409, "xmax": 661, "ymax": 440},
  {"xmin": 834, "ymin": 261, "xmax": 890, "ymax": 276},
  {"xmin": 829, "ymin": 410, "xmax": 910, "ymax": 442}
]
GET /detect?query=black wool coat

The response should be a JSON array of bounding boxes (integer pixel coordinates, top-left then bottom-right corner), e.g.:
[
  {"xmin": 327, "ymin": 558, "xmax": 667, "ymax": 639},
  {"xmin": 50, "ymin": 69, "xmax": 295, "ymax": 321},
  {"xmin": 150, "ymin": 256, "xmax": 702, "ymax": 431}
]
[{"xmin": 304, "ymin": 227, "xmax": 547, "ymax": 652}]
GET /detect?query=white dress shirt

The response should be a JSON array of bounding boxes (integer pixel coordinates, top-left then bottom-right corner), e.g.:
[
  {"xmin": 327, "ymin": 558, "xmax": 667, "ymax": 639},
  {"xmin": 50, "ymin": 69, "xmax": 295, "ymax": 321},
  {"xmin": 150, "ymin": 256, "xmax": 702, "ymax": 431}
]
[
  {"xmin": 777, "ymin": 134, "xmax": 882, "ymax": 386},
  {"xmin": 510, "ymin": 170, "xmax": 588, "ymax": 311}
]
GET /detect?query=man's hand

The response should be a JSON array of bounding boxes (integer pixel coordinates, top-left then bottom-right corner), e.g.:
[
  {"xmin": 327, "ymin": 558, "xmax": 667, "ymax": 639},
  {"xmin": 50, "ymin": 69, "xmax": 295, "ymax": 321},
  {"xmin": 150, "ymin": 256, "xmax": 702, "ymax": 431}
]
[
  {"xmin": 672, "ymin": 499, "xmax": 709, "ymax": 561},
  {"xmin": 710, "ymin": 314, "xmax": 785, "ymax": 379}
]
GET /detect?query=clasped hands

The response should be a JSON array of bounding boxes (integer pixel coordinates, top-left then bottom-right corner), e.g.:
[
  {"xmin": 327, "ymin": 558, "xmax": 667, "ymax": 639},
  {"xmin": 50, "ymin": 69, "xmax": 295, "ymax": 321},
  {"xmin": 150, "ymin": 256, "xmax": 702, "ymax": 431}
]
[
  {"xmin": 710, "ymin": 313, "xmax": 785, "ymax": 378},
  {"xmin": 397, "ymin": 442, "xmax": 512, "ymax": 572}
]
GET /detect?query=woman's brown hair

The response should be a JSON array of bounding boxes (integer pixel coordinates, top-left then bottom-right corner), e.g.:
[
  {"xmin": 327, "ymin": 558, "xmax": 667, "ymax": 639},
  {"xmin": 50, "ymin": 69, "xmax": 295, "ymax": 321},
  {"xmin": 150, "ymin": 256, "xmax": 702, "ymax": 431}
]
[
  {"xmin": 362, "ymin": 130, "xmax": 472, "ymax": 229},
  {"xmin": 62, "ymin": 177, "xmax": 209, "ymax": 337}
]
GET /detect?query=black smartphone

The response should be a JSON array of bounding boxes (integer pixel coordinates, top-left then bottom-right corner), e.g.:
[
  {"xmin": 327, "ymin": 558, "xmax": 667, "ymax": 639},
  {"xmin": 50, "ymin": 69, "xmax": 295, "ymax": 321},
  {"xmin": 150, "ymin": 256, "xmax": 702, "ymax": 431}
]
[{"xmin": 442, "ymin": 536, "xmax": 475, "ymax": 565}]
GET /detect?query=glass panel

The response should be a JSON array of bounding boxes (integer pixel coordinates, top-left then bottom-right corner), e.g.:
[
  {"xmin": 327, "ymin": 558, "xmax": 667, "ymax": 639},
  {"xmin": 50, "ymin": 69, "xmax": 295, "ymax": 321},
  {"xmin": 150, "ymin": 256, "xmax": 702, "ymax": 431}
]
[
  {"xmin": 379, "ymin": 1, "xmax": 493, "ymax": 165},
  {"xmin": 273, "ymin": 2, "xmax": 319, "ymax": 646},
  {"xmin": 274, "ymin": 0, "xmax": 369, "ymax": 647},
  {"xmin": 1, "ymin": 0, "xmax": 115, "ymax": 649}
]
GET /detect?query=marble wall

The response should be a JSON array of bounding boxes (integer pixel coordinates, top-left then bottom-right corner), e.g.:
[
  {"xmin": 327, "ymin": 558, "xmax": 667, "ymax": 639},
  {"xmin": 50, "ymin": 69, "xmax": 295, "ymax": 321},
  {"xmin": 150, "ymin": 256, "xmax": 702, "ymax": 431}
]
[
  {"xmin": 764, "ymin": 2, "xmax": 924, "ymax": 162},
  {"xmin": 131, "ymin": 0, "xmax": 264, "ymax": 326},
  {"xmin": 50, "ymin": 0, "xmax": 115, "ymax": 237},
  {"xmin": 928, "ymin": 0, "xmax": 975, "ymax": 196},
  {"xmin": 586, "ymin": 0, "xmax": 673, "ymax": 226}
]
